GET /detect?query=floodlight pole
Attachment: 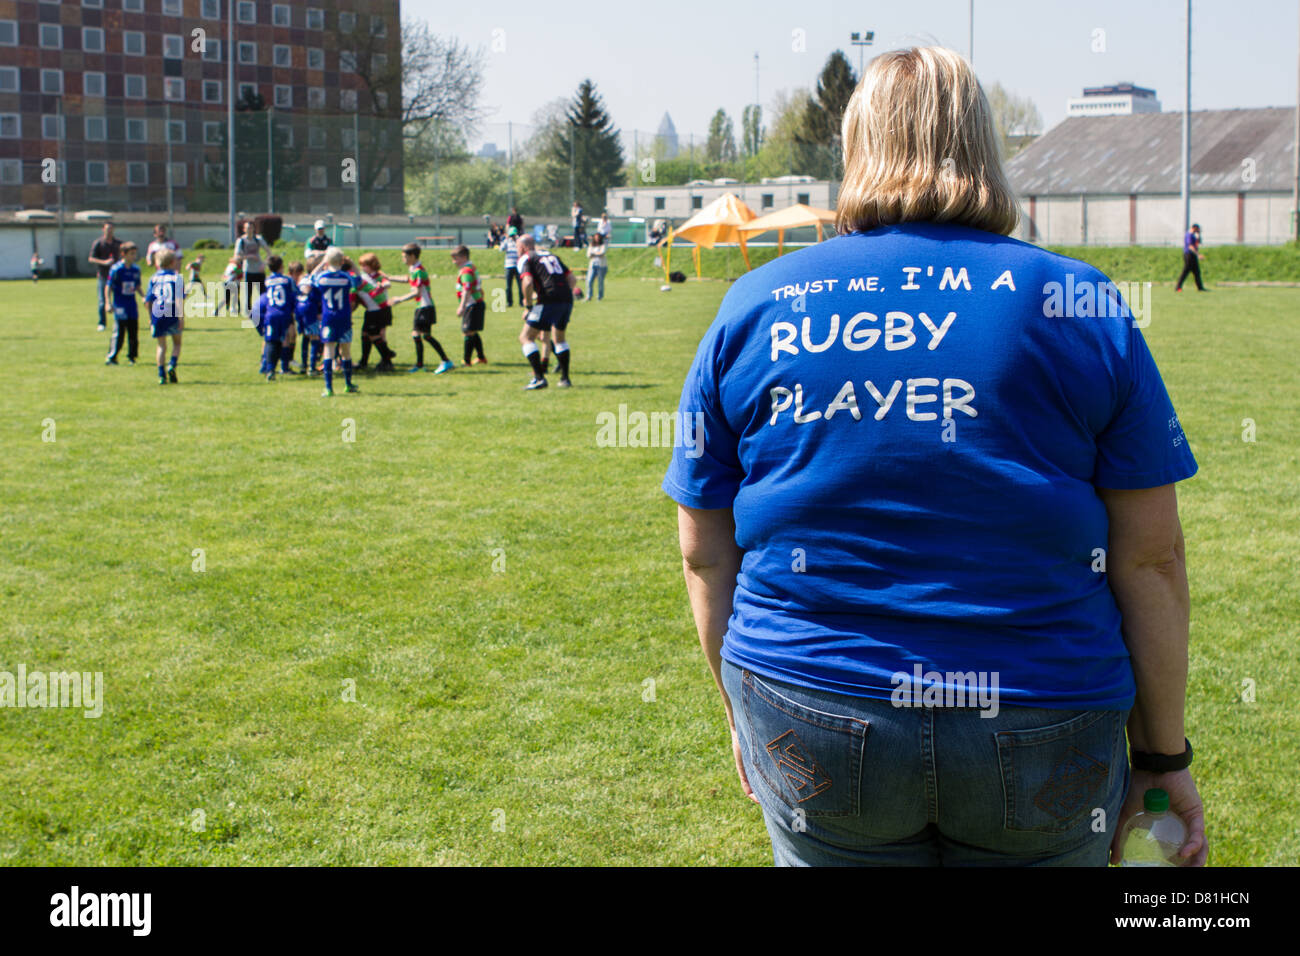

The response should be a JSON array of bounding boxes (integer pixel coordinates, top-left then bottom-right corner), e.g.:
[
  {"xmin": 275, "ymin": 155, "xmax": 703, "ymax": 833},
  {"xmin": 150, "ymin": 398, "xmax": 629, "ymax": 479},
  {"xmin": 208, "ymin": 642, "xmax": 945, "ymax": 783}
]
[
  {"xmin": 227, "ymin": 0, "xmax": 235, "ymax": 244},
  {"xmin": 1293, "ymin": 0, "xmax": 1299, "ymax": 241},
  {"xmin": 1181, "ymin": 0, "xmax": 1192, "ymax": 236},
  {"xmin": 56, "ymin": 96, "xmax": 65, "ymax": 277},
  {"xmin": 266, "ymin": 106, "xmax": 273, "ymax": 214},
  {"xmin": 353, "ymin": 110, "xmax": 362, "ymax": 246},
  {"xmin": 507, "ymin": 120, "xmax": 514, "ymax": 212},
  {"xmin": 166, "ymin": 102, "xmax": 175, "ymax": 235},
  {"xmin": 969, "ymin": 0, "xmax": 974, "ymax": 65}
]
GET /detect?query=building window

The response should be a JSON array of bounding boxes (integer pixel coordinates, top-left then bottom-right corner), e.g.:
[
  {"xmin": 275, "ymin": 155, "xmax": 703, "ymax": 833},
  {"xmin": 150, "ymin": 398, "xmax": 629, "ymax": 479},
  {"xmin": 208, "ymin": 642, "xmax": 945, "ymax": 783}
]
[
  {"xmin": 375, "ymin": 167, "xmax": 390, "ymax": 187},
  {"xmin": 162, "ymin": 0, "xmax": 181, "ymax": 15},
  {"xmin": 203, "ymin": 39, "xmax": 221, "ymax": 62},
  {"xmin": 201, "ymin": 0, "xmax": 220, "ymax": 18},
  {"xmin": 168, "ymin": 162, "xmax": 186, "ymax": 186},
  {"xmin": 273, "ymin": 45, "xmax": 291, "ymax": 68},
  {"xmin": 0, "ymin": 21, "xmax": 15, "ymax": 45},
  {"xmin": 86, "ymin": 161, "xmax": 108, "ymax": 186},
  {"xmin": 622, "ymin": 197, "xmax": 633, "ymax": 212},
  {"xmin": 308, "ymin": 126, "xmax": 325, "ymax": 149},
  {"xmin": 125, "ymin": 75, "xmax": 145, "ymax": 99},
  {"xmin": 126, "ymin": 118, "xmax": 146, "ymax": 142},
  {"xmin": 239, "ymin": 83, "xmax": 257, "ymax": 102},
  {"xmin": 340, "ymin": 89, "xmax": 357, "ymax": 111},
  {"xmin": 761, "ymin": 193, "xmax": 774, "ymax": 209},
  {"xmin": 127, "ymin": 162, "xmax": 148, "ymax": 186},
  {"xmin": 339, "ymin": 51, "xmax": 356, "ymax": 73},
  {"xmin": 40, "ymin": 24, "xmax": 61, "ymax": 48},
  {"xmin": 82, "ymin": 0, "xmax": 104, "ymax": 7},
  {"xmin": 203, "ymin": 80, "xmax": 222, "ymax": 103},
  {"xmin": 204, "ymin": 121, "xmax": 222, "ymax": 144},
  {"xmin": 83, "ymin": 27, "xmax": 105, "ymax": 53},
  {"xmin": 308, "ymin": 87, "xmax": 325, "ymax": 109},
  {"xmin": 375, "ymin": 91, "xmax": 389, "ymax": 111},
  {"xmin": 124, "ymin": 31, "xmax": 144, "ymax": 55},
  {"xmin": 84, "ymin": 72, "xmax": 106, "ymax": 97},
  {"xmin": 796, "ymin": 192, "xmax": 810, "ymax": 205},
  {"xmin": 372, "ymin": 54, "xmax": 388, "ymax": 73},
  {"xmin": 309, "ymin": 166, "xmax": 326, "ymax": 188},
  {"xmin": 0, "ymin": 158, "xmax": 20, "ymax": 185},
  {"xmin": 307, "ymin": 48, "xmax": 324, "ymax": 70},
  {"xmin": 339, "ymin": 11, "xmax": 356, "ymax": 32},
  {"xmin": 691, "ymin": 195, "xmax": 703, "ymax": 210},
  {"xmin": 41, "ymin": 70, "xmax": 64, "ymax": 95},
  {"xmin": 123, "ymin": 0, "xmax": 143, "ymax": 11},
  {"xmin": 274, "ymin": 85, "xmax": 292, "ymax": 108},
  {"xmin": 370, "ymin": 15, "xmax": 386, "ymax": 37},
  {"xmin": 239, "ymin": 42, "xmax": 257, "ymax": 64},
  {"xmin": 164, "ymin": 78, "xmax": 184, "ymax": 101},
  {"xmin": 167, "ymin": 119, "xmax": 185, "ymax": 143},
  {"xmin": 0, "ymin": 114, "xmax": 20, "ymax": 138},
  {"xmin": 204, "ymin": 164, "xmax": 225, "ymax": 187},
  {"xmin": 42, "ymin": 115, "xmax": 65, "ymax": 139},
  {"xmin": 272, "ymin": 4, "xmax": 290, "ymax": 26},
  {"xmin": 306, "ymin": 8, "xmax": 324, "ymax": 29},
  {"xmin": 340, "ymin": 128, "xmax": 355, "ymax": 149},
  {"xmin": 84, "ymin": 116, "xmax": 107, "ymax": 141},
  {"xmin": 163, "ymin": 34, "xmax": 183, "ymax": 59},
  {"xmin": 0, "ymin": 67, "xmax": 17, "ymax": 93},
  {"xmin": 275, "ymin": 123, "xmax": 293, "ymax": 147},
  {"xmin": 653, "ymin": 197, "xmax": 665, "ymax": 211},
  {"xmin": 237, "ymin": 1, "xmax": 255, "ymax": 24}
]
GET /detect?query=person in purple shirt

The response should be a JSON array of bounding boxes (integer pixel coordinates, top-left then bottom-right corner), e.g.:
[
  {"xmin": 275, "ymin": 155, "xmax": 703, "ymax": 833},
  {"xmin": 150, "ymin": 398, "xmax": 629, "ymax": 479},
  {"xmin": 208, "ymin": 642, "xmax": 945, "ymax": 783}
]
[{"xmin": 1175, "ymin": 223, "xmax": 1207, "ymax": 292}]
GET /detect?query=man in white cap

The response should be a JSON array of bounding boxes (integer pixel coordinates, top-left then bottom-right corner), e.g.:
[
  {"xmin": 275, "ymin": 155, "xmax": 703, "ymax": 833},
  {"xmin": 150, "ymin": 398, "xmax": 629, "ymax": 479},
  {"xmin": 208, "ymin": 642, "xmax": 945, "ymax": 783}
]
[{"xmin": 304, "ymin": 219, "xmax": 331, "ymax": 266}]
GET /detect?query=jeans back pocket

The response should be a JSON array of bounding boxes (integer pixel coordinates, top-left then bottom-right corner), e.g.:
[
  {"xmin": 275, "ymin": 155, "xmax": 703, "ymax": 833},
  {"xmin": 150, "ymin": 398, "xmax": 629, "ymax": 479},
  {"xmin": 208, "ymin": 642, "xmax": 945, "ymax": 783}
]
[
  {"xmin": 995, "ymin": 709, "xmax": 1127, "ymax": 834},
  {"xmin": 739, "ymin": 670, "xmax": 869, "ymax": 819}
]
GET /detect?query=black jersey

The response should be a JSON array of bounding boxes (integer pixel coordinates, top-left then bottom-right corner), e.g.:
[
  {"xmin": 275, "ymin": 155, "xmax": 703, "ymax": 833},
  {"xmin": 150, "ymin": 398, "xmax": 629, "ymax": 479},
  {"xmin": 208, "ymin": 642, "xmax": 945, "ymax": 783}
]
[{"xmin": 522, "ymin": 251, "xmax": 573, "ymax": 304}]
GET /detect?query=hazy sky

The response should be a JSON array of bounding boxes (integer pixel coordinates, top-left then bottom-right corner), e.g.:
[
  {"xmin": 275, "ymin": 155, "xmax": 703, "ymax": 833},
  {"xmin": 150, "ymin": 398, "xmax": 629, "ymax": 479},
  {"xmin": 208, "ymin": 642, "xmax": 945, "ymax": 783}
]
[{"xmin": 406, "ymin": 0, "xmax": 1298, "ymax": 149}]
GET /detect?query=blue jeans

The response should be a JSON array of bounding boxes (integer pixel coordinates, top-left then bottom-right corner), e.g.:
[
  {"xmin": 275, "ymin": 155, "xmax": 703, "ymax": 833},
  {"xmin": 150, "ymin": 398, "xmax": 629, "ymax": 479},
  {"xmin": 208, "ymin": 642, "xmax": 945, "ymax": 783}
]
[
  {"xmin": 96, "ymin": 274, "xmax": 109, "ymax": 326},
  {"xmin": 586, "ymin": 263, "xmax": 606, "ymax": 300},
  {"xmin": 722, "ymin": 659, "xmax": 1130, "ymax": 866}
]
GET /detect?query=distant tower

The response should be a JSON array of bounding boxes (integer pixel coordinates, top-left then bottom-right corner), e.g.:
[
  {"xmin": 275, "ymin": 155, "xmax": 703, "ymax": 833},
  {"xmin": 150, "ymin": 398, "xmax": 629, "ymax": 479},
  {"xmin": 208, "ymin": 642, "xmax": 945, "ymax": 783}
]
[{"xmin": 656, "ymin": 112, "xmax": 679, "ymax": 159}]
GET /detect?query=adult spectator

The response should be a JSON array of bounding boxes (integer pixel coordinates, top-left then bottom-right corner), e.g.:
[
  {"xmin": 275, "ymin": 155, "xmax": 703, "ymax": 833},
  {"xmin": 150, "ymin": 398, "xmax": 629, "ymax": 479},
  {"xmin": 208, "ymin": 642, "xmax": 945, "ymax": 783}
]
[
  {"xmin": 647, "ymin": 219, "xmax": 666, "ymax": 246},
  {"xmin": 507, "ymin": 207, "xmax": 524, "ymax": 236},
  {"xmin": 502, "ymin": 226, "xmax": 523, "ymax": 307},
  {"xmin": 235, "ymin": 221, "xmax": 272, "ymax": 314},
  {"xmin": 88, "ymin": 222, "xmax": 122, "ymax": 330},
  {"xmin": 145, "ymin": 224, "xmax": 181, "ymax": 270},
  {"xmin": 1175, "ymin": 223, "xmax": 1207, "ymax": 292},
  {"xmin": 665, "ymin": 46, "xmax": 1206, "ymax": 867},
  {"xmin": 304, "ymin": 219, "xmax": 331, "ymax": 265},
  {"xmin": 571, "ymin": 201, "xmax": 586, "ymax": 248},
  {"xmin": 584, "ymin": 232, "xmax": 608, "ymax": 301},
  {"xmin": 596, "ymin": 211, "xmax": 612, "ymax": 242}
]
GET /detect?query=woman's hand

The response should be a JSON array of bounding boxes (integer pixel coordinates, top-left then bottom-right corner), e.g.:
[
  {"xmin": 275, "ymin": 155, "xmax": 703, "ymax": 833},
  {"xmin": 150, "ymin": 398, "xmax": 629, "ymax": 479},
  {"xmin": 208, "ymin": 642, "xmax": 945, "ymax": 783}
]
[
  {"xmin": 727, "ymin": 710, "xmax": 759, "ymax": 804},
  {"xmin": 1109, "ymin": 767, "xmax": 1207, "ymax": 866}
]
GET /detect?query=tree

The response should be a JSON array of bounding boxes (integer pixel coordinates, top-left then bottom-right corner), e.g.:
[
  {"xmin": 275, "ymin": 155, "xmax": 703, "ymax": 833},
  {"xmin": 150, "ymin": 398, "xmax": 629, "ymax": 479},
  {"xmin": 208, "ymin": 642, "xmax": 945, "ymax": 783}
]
[
  {"xmin": 547, "ymin": 79, "xmax": 625, "ymax": 213},
  {"xmin": 741, "ymin": 104, "xmax": 764, "ymax": 157},
  {"xmin": 796, "ymin": 51, "xmax": 857, "ymax": 178},
  {"xmin": 749, "ymin": 88, "xmax": 813, "ymax": 179},
  {"xmin": 985, "ymin": 83, "xmax": 1043, "ymax": 158},
  {"xmin": 706, "ymin": 108, "xmax": 738, "ymax": 163}
]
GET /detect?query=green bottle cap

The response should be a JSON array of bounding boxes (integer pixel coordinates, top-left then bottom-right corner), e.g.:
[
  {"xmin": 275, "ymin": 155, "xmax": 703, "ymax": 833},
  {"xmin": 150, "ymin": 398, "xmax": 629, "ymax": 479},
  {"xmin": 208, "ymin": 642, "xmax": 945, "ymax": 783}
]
[{"xmin": 1144, "ymin": 788, "xmax": 1170, "ymax": 813}]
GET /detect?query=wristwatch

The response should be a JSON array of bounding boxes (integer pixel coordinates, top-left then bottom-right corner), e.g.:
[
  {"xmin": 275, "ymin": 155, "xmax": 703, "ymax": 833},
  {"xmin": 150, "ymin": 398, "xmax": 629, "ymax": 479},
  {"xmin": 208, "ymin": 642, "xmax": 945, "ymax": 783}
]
[{"xmin": 1130, "ymin": 737, "xmax": 1193, "ymax": 773}]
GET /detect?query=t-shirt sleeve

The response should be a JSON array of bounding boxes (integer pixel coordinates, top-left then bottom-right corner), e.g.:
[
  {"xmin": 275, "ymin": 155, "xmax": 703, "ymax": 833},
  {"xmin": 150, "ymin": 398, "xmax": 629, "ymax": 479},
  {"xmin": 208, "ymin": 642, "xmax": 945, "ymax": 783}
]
[
  {"xmin": 1093, "ymin": 323, "xmax": 1198, "ymax": 489},
  {"xmin": 662, "ymin": 322, "xmax": 744, "ymax": 509}
]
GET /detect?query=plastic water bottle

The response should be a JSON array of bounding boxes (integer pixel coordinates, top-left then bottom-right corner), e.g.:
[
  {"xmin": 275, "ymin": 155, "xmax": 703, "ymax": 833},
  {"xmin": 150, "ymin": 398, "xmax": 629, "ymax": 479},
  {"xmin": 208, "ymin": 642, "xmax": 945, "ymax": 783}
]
[{"xmin": 1119, "ymin": 788, "xmax": 1187, "ymax": 866}]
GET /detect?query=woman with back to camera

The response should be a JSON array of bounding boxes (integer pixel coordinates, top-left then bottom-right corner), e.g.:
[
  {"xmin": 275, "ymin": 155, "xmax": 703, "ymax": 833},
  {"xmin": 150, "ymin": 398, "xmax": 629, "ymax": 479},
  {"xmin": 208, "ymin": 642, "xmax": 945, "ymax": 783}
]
[{"xmin": 664, "ymin": 46, "xmax": 1207, "ymax": 866}]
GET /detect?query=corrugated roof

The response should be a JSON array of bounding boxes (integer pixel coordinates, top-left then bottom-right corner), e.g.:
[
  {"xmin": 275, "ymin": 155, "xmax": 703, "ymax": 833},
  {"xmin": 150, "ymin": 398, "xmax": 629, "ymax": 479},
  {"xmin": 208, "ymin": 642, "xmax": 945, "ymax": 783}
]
[{"xmin": 1005, "ymin": 107, "xmax": 1296, "ymax": 195}]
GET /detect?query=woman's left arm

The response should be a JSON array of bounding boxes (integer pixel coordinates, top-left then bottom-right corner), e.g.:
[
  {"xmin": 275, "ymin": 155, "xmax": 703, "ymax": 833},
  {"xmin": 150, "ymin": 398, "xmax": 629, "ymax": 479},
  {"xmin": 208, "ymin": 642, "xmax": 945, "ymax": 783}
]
[{"xmin": 677, "ymin": 504, "xmax": 756, "ymax": 802}]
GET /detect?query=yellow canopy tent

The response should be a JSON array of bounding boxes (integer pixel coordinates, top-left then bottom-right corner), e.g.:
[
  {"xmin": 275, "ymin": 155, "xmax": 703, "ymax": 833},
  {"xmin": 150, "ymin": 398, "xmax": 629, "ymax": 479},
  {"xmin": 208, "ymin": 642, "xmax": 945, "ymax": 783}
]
[
  {"xmin": 736, "ymin": 203, "xmax": 838, "ymax": 254},
  {"xmin": 660, "ymin": 193, "xmax": 757, "ymax": 279}
]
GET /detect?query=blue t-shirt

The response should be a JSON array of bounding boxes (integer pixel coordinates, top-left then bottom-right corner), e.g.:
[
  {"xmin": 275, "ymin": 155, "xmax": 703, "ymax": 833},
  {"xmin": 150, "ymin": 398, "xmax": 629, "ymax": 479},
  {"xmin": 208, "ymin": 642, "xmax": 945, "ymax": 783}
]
[
  {"xmin": 662, "ymin": 222, "xmax": 1197, "ymax": 710},
  {"xmin": 311, "ymin": 269, "xmax": 359, "ymax": 327},
  {"xmin": 107, "ymin": 262, "xmax": 142, "ymax": 318},
  {"xmin": 253, "ymin": 273, "xmax": 298, "ymax": 339},
  {"xmin": 144, "ymin": 269, "xmax": 184, "ymax": 323},
  {"xmin": 1183, "ymin": 230, "xmax": 1199, "ymax": 253}
]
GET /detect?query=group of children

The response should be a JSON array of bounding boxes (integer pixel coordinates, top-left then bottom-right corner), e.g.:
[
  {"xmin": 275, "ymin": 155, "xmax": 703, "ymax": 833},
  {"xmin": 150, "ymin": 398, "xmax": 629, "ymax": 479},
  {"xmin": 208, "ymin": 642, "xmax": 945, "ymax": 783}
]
[{"xmin": 248, "ymin": 242, "xmax": 489, "ymax": 397}]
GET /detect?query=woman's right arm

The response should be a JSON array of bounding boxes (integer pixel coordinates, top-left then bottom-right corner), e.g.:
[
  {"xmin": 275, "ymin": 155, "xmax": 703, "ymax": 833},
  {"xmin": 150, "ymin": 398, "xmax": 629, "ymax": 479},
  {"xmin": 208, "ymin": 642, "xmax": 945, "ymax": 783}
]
[{"xmin": 1097, "ymin": 482, "xmax": 1206, "ymax": 864}]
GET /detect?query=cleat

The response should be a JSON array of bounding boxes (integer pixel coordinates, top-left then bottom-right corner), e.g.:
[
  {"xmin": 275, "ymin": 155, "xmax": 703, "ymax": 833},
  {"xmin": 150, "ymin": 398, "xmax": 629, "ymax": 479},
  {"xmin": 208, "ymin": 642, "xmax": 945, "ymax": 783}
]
[
  {"xmin": 557, "ymin": 378, "xmax": 572, "ymax": 388},
  {"xmin": 407, "ymin": 365, "xmax": 424, "ymax": 374},
  {"xmin": 168, "ymin": 369, "xmax": 178, "ymax": 383},
  {"xmin": 524, "ymin": 377, "xmax": 548, "ymax": 391},
  {"xmin": 267, "ymin": 371, "xmax": 276, "ymax": 382},
  {"xmin": 127, "ymin": 359, "xmax": 136, "ymax": 366},
  {"xmin": 97, "ymin": 323, "xmax": 106, "ymax": 331},
  {"xmin": 105, "ymin": 358, "xmax": 118, "ymax": 365},
  {"xmin": 158, "ymin": 377, "xmax": 167, "ymax": 385},
  {"xmin": 472, "ymin": 358, "xmax": 488, "ymax": 365},
  {"xmin": 345, "ymin": 383, "xmax": 361, "ymax": 393},
  {"xmin": 321, "ymin": 387, "xmax": 334, "ymax": 397},
  {"xmin": 434, "ymin": 360, "xmax": 455, "ymax": 374}
]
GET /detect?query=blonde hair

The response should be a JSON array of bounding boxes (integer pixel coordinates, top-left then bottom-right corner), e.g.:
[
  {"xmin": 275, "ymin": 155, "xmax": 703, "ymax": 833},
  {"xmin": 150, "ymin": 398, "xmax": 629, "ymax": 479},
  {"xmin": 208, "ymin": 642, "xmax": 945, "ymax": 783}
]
[
  {"xmin": 157, "ymin": 249, "xmax": 176, "ymax": 269},
  {"xmin": 324, "ymin": 246, "xmax": 345, "ymax": 269},
  {"xmin": 836, "ymin": 46, "xmax": 1018, "ymax": 237}
]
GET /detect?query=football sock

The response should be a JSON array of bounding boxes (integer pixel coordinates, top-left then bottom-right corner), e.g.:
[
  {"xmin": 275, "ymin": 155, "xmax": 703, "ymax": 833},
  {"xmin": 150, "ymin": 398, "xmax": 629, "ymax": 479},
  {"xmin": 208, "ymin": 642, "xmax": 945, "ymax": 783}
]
[
  {"xmin": 473, "ymin": 334, "xmax": 486, "ymax": 362},
  {"xmin": 413, "ymin": 338, "xmax": 424, "ymax": 366},
  {"xmin": 523, "ymin": 341, "xmax": 543, "ymax": 378},
  {"xmin": 360, "ymin": 339, "xmax": 373, "ymax": 366},
  {"xmin": 281, "ymin": 343, "xmax": 292, "ymax": 372},
  {"xmin": 158, "ymin": 364, "xmax": 166, "ymax": 379},
  {"xmin": 342, "ymin": 359, "xmax": 353, "ymax": 387},
  {"xmin": 262, "ymin": 342, "xmax": 276, "ymax": 371},
  {"xmin": 168, "ymin": 356, "xmax": 178, "ymax": 370},
  {"xmin": 423, "ymin": 334, "xmax": 449, "ymax": 363},
  {"xmin": 323, "ymin": 358, "xmax": 333, "ymax": 390},
  {"xmin": 301, "ymin": 338, "xmax": 310, "ymax": 368},
  {"xmin": 555, "ymin": 342, "xmax": 571, "ymax": 379},
  {"xmin": 464, "ymin": 336, "xmax": 474, "ymax": 365},
  {"xmin": 378, "ymin": 341, "xmax": 395, "ymax": 361},
  {"xmin": 310, "ymin": 341, "xmax": 321, "ymax": 370}
]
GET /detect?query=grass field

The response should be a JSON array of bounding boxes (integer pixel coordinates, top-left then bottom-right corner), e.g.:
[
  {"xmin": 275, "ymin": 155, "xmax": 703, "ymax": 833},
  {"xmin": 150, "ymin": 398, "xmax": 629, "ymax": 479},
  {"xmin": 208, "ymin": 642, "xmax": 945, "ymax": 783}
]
[{"xmin": 1, "ymin": 264, "xmax": 1296, "ymax": 866}]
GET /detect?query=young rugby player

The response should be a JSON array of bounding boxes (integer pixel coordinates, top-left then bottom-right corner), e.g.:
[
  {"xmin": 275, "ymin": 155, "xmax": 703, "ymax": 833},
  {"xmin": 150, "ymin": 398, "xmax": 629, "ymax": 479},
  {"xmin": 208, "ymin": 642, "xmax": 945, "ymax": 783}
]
[
  {"xmin": 516, "ymin": 235, "xmax": 582, "ymax": 390},
  {"xmin": 104, "ymin": 242, "xmax": 144, "ymax": 366},
  {"xmin": 450, "ymin": 245, "xmax": 487, "ymax": 366},
  {"xmin": 311, "ymin": 247, "xmax": 362, "ymax": 396},
  {"xmin": 389, "ymin": 242, "xmax": 454, "ymax": 374},
  {"xmin": 144, "ymin": 249, "xmax": 186, "ymax": 384},
  {"xmin": 289, "ymin": 261, "xmax": 320, "ymax": 375},
  {"xmin": 253, "ymin": 255, "xmax": 298, "ymax": 381},
  {"xmin": 355, "ymin": 253, "xmax": 399, "ymax": 373}
]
